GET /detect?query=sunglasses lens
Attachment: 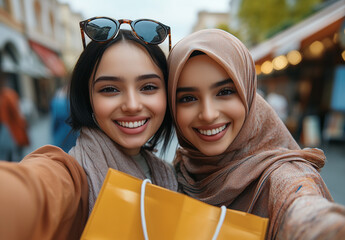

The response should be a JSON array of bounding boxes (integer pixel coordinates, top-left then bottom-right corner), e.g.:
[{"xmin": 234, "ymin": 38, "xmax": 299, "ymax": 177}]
[
  {"xmin": 133, "ymin": 20, "xmax": 167, "ymax": 44},
  {"xmin": 86, "ymin": 18, "xmax": 117, "ymax": 42}
]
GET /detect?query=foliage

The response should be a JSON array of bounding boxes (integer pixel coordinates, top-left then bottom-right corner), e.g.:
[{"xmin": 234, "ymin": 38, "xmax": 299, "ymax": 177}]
[
  {"xmin": 237, "ymin": 0, "xmax": 323, "ymax": 46},
  {"xmin": 216, "ymin": 23, "xmax": 243, "ymax": 41}
]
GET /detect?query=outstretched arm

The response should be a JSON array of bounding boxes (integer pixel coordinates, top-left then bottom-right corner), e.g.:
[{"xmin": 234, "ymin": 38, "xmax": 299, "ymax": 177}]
[
  {"xmin": 0, "ymin": 145, "xmax": 89, "ymax": 240},
  {"xmin": 268, "ymin": 161, "xmax": 345, "ymax": 240}
]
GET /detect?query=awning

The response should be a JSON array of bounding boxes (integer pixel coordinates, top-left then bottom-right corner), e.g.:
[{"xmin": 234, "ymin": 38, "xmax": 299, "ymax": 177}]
[
  {"xmin": 1, "ymin": 53, "xmax": 17, "ymax": 73},
  {"xmin": 249, "ymin": 0, "xmax": 345, "ymax": 64},
  {"xmin": 29, "ymin": 41, "xmax": 67, "ymax": 77},
  {"xmin": 19, "ymin": 49, "xmax": 52, "ymax": 78}
]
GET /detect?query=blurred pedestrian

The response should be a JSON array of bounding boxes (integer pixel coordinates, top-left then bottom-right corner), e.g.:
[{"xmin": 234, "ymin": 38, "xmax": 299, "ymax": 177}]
[
  {"xmin": 266, "ymin": 91, "xmax": 288, "ymax": 123},
  {"xmin": 168, "ymin": 29, "xmax": 345, "ymax": 239},
  {"xmin": 51, "ymin": 84, "xmax": 78, "ymax": 152},
  {"xmin": 0, "ymin": 122, "xmax": 16, "ymax": 161},
  {"xmin": 0, "ymin": 69, "xmax": 30, "ymax": 161}
]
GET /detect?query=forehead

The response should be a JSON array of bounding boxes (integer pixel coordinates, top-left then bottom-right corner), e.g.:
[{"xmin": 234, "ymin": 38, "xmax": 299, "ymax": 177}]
[
  {"xmin": 178, "ymin": 54, "xmax": 229, "ymax": 87},
  {"xmin": 93, "ymin": 41, "xmax": 163, "ymax": 80},
  {"xmin": 98, "ymin": 41, "xmax": 150, "ymax": 67}
]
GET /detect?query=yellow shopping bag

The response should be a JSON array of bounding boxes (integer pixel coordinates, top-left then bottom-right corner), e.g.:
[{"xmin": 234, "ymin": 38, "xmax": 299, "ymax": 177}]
[{"xmin": 81, "ymin": 168, "xmax": 268, "ymax": 240}]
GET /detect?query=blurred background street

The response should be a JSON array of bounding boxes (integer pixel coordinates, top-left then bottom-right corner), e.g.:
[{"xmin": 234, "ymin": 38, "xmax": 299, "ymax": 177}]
[{"xmin": 1, "ymin": 0, "xmax": 345, "ymax": 205}]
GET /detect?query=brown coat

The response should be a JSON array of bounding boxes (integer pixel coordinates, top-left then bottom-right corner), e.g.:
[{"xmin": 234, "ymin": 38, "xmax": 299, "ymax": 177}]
[
  {"xmin": 0, "ymin": 87, "xmax": 29, "ymax": 146},
  {"xmin": 0, "ymin": 145, "xmax": 88, "ymax": 239}
]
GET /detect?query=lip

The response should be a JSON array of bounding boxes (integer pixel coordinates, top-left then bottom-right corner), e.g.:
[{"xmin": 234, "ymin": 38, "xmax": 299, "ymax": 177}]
[
  {"xmin": 193, "ymin": 123, "xmax": 229, "ymax": 142},
  {"xmin": 114, "ymin": 117, "xmax": 150, "ymax": 135}
]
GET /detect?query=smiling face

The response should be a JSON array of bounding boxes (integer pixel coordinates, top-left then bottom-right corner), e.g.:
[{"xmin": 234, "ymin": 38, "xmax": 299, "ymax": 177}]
[
  {"xmin": 90, "ymin": 41, "xmax": 166, "ymax": 156},
  {"xmin": 176, "ymin": 54, "xmax": 246, "ymax": 156}
]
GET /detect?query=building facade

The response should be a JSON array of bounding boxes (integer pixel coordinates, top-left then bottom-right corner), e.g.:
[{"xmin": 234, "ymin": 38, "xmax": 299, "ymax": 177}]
[
  {"xmin": 0, "ymin": 0, "xmax": 82, "ymax": 117},
  {"xmin": 192, "ymin": 11, "xmax": 230, "ymax": 32}
]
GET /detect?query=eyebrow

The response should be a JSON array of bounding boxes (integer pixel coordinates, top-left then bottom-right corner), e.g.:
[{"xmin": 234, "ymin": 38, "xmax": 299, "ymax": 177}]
[
  {"xmin": 137, "ymin": 73, "xmax": 162, "ymax": 81},
  {"xmin": 211, "ymin": 78, "xmax": 233, "ymax": 89},
  {"xmin": 94, "ymin": 76, "xmax": 121, "ymax": 85},
  {"xmin": 176, "ymin": 78, "xmax": 233, "ymax": 93},
  {"xmin": 94, "ymin": 74, "xmax": 162, "ymax": 85},
  {"xmin": 176, "ymin": 86, "xmax": 197, "ymax": 93}
]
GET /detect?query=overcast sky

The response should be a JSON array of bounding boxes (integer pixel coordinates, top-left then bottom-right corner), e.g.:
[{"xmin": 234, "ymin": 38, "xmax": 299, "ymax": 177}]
[{"xmin": 58, "ymin": 0, "xmax": 231, "ymax": 47}]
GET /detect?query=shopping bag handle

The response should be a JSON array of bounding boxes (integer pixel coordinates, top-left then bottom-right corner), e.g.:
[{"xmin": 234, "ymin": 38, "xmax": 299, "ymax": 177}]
[
  {"xmin": 141, "ymin": 179, "xmax": 151, "ymax": 240},
  {"xmin": 140, "ymin": 179, "xmax": 227, "ymax": 240},
  {"xmin": 212, "ymin": 205, "xmax": 227, "ymax": 240}
]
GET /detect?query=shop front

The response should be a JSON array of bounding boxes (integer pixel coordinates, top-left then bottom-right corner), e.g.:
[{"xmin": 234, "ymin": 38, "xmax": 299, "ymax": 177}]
[{"xmin": 249, "ymin": 0, "xmax": 345, "ymax": 146}]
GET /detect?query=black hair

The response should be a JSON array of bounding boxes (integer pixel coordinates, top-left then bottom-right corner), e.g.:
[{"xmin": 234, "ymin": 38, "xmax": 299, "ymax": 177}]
[
  {"xmin": 67, "ymin": 29, "xmax": 173, "ymax": 152},
  {"xmin": 189, "ymin": 50, "xmax": 206, "ymax": 58}
]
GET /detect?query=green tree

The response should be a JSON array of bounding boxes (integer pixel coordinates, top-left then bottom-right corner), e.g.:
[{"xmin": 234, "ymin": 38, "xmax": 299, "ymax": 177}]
[
  {"xmin": 216, "ymin": 23, "xmax": 243, "ymax": 40},
  {"xmin": 238, "ymin": 0, "xmax": 322, "ymax": 46}
]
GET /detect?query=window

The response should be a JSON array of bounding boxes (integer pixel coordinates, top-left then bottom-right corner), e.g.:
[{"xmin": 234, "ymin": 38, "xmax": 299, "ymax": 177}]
[
  {"xmin": 49, "ymin": 11, "xmax": 55, "ymax": 37},
  {"xmin": 0, "ymin": 0, "xmax": 11, "ymax": 12},
  {"xmin": 34, "ymin": 0, "xmax": 42, "ymax": 32}
]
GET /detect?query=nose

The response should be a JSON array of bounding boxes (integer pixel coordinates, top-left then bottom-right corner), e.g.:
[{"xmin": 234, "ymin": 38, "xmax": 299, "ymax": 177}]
[
  {"xmin": 121, "ymin": 89, "xmax": 143, "ymax": 113},
  {"xmin": 198, "ymin": 98, "xmax": 219, "ymax": 122}
]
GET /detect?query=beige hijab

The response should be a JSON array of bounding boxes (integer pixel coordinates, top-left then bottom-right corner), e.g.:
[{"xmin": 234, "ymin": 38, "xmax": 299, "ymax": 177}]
[
  {"xmin": 168, "ymin": 29, "xmax": 329, "ymax": 238},
  {"xmin": 69, "ymin": 127, "xmax": 177, "ymax": 215}
]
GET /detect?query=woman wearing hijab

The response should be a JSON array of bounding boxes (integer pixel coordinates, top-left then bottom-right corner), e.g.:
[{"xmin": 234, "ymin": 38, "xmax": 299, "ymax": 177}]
[{"xmin": 168, "ymin": 29, "xmax": 345, "ymax": 239}]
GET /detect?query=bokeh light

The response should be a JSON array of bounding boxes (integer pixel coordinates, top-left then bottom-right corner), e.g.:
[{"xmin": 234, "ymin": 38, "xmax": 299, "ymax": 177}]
[
  {"xmin": 309, "ymin": 41, "xmax": 324, "ymax": 57},
  {"xmin": 322, "ymin": 37, "xmax": 333, "ymax": 49},
  {"xmin": 287, "ymin": 50, "xmax": 302, "ymax": 65},
  {"xmin": 255, "ymin": 64, "xmax": 261, "ymax": 75},
  {"xmin": 272, "ymin": 55, "xmax": 288, "ymax": 70},
  {"xmin": 333, "ymin": 33, "xmax": 339, "ymax": 43},
  {"xmin": 261, "ymin": 60, "xmax": 273, "ymax": 74}
]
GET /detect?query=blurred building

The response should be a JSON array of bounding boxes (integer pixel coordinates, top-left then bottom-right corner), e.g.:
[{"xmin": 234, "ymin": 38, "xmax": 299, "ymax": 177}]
[
  {"xmin": 59, "ymin": 2, "xmax": 83, "ymax": 74},
  {"xmin": 0, "ymin": 0, "xmax": 48, "ymax": 120},
  {"xmin": 192, "ymin": 11, "xmax": 230, "ymax": 32},
  {"xmin": 249, "ymin": 0, "xmax": 345, "ymax": 146},
  {"xmin": 0, "ymin": 0, "xmax": 82, "ymax": 118}
]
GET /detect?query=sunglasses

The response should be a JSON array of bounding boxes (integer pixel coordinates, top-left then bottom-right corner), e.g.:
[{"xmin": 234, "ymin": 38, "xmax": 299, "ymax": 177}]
[{"xmin": 79, "ymin": 17, "xmax": 171, "ymax": 51}]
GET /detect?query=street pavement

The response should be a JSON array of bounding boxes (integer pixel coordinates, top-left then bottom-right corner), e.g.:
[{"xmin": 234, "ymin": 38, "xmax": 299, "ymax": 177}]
[
  {"xmin": 318, "ymin": 142, "xmax": 345, "ymax": 205},
  {"xmin": 24, "ymin": 114, "xmax": 345, "ymax": 205}
]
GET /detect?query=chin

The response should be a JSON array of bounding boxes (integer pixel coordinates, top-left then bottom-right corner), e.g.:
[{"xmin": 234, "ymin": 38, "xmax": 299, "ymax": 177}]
[{"xmin": 200, "ymin": 148, "xmax": 226, "ymax": 157}]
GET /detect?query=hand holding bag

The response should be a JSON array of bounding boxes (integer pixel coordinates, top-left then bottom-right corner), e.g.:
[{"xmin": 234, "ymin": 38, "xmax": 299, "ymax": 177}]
[{"xmin": 81, "ymin": 168, "xmax": 268, "ymax": 240}]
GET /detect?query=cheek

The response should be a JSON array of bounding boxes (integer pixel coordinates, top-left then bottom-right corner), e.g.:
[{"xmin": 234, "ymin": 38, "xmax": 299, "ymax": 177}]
[
  {"xmin": 227, "ymin": 99, "xmax": 246, "ymax": 126},
  {"xmin": 92, "ymin": 96, "xmax": 117, "ymax": 118},
  {"xmin": 176, "ymin": 106, "xmax": 191, "ymax": 129},
  {"xmin": 146, "ymin": 92, "xmax": 167, "ymax": 118}
]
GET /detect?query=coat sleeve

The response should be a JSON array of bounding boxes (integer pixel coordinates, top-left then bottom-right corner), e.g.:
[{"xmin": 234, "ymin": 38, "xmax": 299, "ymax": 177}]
[
  {"xmin": 0, "ymin": 145, "xmax": 89, "ymax": 240},
  {"xmin": 267, "ymin": 161, "xmax": 345, "ymax": 240}
]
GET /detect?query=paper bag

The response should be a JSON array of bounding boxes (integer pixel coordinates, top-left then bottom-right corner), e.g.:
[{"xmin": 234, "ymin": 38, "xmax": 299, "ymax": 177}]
[{"xmin": 81, "ymin": 168, "xmax": 268, "ymax": 240}]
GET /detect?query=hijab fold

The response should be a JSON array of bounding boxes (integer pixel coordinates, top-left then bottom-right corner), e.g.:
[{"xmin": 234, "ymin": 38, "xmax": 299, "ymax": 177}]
[{"xmin": 69, "ymin": 127, "xmax": 177, "ymax": 215}]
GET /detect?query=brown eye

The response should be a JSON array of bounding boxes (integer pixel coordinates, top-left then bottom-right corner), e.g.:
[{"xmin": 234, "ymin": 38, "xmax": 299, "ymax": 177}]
[
  {"xmin": 217, "ymin": 88, "xmax": 234, "ymax": 96},
  {"xmin": 141, "ymin": 84, "xmax": 158, "ymax": 91},
  {"xmin": 100, "ymin": 86, "xmax": 119, "ymax": 93},
  {"xmin": 178, "ymin": 95, "xmax": 197, "ymax": 103}
]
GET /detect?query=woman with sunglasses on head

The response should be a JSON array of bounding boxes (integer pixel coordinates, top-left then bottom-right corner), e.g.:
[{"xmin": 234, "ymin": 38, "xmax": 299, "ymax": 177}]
[
  {"xmin": 0, "ymin": 18, "xmax": 177, "ymax": 240},
  {"xmin": 168, "ymin": 29, "xmax": 345, "ymax": 239}
]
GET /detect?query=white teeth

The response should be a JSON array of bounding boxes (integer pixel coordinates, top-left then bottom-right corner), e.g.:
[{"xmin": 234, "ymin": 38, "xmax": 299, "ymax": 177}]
[
  {"xmin": 198, "ymin": 125, "xmax": 227, "ymax": 136},
  {"xmin": 117, "ymin": 120, "xmax": 146, "ymax": 128}
]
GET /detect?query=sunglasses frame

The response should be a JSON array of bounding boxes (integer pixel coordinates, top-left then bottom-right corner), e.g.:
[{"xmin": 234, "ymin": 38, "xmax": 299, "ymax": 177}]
[{"xmin": 79, "ymin": 17, "xmax": 171, "ymax": 51}]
